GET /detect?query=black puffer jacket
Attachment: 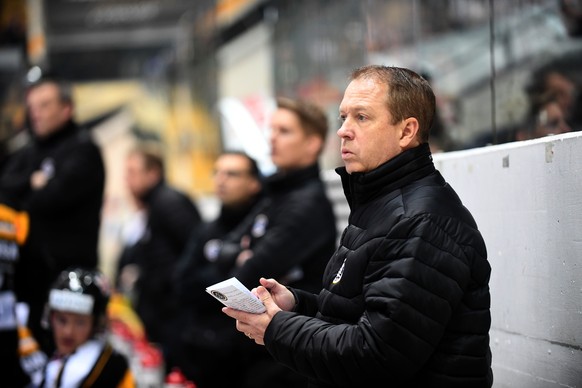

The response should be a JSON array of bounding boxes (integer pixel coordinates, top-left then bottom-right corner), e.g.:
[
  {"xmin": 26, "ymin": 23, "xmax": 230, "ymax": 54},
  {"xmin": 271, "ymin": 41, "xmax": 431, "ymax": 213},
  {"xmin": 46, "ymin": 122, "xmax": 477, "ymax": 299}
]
[{"xmin": 264, "ymin": 144, "xmax": 493, "ymax": 388}]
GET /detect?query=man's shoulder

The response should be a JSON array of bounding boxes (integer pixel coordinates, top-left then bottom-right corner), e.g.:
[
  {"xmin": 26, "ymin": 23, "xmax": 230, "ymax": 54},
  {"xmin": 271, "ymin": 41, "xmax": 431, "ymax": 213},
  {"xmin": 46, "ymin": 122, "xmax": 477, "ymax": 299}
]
[
  {"xmin": 72, "ymin": 127, "xmax": 99, "ymax": 147},
  {"xmin": 55, "ymin": 126, "xmax": 101, "ymax": 154},
  {"xmin": 3, "ymin": 141, "xmax": 34, "ymax": 159},
  {"xmin": 159, "ymin": 184, "xmax": 193, "ymax": 201},
  {"xmin": 151, "ymin": 184, "xmax": 197, "ymax": 212},
  {"xmin": 279, "ymin": 175, "xmax": 329, "ymax": 201},
  {"xmin": 396, "ymin": 176, "xmax": 481, "ymax": 240}
]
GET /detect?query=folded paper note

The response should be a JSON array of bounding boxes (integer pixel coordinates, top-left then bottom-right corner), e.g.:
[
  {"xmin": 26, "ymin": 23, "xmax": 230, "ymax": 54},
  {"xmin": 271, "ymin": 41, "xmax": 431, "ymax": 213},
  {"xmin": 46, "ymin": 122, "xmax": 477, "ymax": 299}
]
[{"xmin": 206, "ymin": 277, "xmax": 266, "ymax": 314}]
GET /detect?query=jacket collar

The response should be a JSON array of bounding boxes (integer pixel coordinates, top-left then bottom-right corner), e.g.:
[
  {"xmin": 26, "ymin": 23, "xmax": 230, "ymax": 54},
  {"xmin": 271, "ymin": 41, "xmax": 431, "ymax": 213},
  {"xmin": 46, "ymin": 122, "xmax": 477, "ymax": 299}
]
[
  {"xmin": 336, "ymin": 143, "xmax": 435, "ymax": 206},
  {"xmin": 266, "ymin": 163, "xmax": 321, "ymax": 194},
  {"xmin": 219, "ymin": 190, "xmax": 265, "ymax": 223},
  {"xmin": 34, "ymin": 120, "xmax": 79, "ymax": 148}
]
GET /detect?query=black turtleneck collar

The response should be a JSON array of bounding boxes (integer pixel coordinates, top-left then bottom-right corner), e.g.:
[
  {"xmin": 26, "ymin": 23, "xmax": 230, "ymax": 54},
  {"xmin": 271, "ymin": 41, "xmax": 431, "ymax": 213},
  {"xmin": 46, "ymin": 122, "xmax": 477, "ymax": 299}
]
[
  {"xmin": 34, "ymin": 120, "xmax": 79, "ymax": 148},
  {"xmin": 218, "ymin": 191, "xmax": 266, "ymax": 229},
  {"xmin": 335, "ymin": 143, "xmax": 435, "ymax": 206},
  {"xmin": 266, "ymin": 163, "xmax": 321, "ymax": 194}
]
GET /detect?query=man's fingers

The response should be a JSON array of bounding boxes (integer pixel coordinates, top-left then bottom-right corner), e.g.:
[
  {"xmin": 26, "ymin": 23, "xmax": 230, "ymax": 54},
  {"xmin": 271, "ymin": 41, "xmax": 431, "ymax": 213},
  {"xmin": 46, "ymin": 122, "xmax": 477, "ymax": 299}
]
[
  {"xmin": 222, "ymin": 306, "xmax": 246, "ymax": 321},
  {"xmin": 222, "ymin": 307, "xmax": 257, "ymax": 322},
  {"xmin": 259, "ymin": 277, "xmax": 274, "ymax": 288},
  {"xmin": 257, "ymin": 286, "xmax": 272, "ymax": 303},
  {"xmin": 236, "ymin": 319, "xmax": 248, "ymax": 333}
]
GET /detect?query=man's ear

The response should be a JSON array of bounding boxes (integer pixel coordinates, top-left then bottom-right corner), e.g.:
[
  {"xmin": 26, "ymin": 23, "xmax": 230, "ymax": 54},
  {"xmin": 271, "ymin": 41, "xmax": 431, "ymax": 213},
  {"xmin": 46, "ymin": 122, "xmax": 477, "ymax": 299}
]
[
  {"xmin": 146, "ymin": 167, "xmax": 163, "ymax": 186},
  {"xmin": 63, "ymin": 103, "xmax": 74, "ymax": 119},
  {"xmin": 399, "ymin": 117, "xmax": 420, "ymax": 148},
  {"xmin": 249, "ymin": 177, "xmax": 262, "ymax": 195}
]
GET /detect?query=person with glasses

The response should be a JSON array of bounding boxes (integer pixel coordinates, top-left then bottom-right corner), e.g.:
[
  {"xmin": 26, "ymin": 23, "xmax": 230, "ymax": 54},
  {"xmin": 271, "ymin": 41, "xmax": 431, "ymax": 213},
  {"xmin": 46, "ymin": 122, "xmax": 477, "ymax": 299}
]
[{"xmin": 167, "ymin": 151, "xmax": 266, "ymax": 386}]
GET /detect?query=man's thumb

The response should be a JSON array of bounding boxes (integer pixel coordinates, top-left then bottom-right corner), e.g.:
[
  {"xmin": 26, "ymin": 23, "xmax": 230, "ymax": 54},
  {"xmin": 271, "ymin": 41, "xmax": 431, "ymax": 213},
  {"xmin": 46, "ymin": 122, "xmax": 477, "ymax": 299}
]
[{"xmin": 257, "ymin": 286, "xmax": 272, "ymax": 306}]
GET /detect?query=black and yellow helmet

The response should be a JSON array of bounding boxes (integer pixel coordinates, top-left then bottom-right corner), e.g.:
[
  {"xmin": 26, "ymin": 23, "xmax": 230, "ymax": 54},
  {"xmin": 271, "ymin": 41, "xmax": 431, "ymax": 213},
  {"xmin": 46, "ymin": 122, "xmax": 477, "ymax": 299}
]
[{"xmin": 46, "ymin": 267, "xmax": 111, "ymax": 332}]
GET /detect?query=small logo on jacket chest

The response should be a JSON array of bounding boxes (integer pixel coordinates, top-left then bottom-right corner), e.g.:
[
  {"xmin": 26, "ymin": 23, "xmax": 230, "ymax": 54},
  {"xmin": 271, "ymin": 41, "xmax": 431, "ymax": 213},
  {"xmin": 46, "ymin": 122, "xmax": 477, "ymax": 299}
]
[
  {"xmin": 332, "ymin": 258, "xmax": 347, "ymax": 284},
  {"xmin": 40, "ymin": 158, "xmax": 55, "ymax": 179},
  {"xmin": 251, "ymin": 214, "xmax": 268, "ymax": 238},
  {"xmin": 204, "ymin": 239, "xmax": 221, "ymax": 262}
]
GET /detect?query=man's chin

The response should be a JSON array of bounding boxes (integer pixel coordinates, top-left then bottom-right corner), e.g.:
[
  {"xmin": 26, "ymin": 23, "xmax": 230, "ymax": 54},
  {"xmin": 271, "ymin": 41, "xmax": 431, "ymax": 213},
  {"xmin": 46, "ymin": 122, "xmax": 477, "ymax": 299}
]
[{"xmin": 344, "ymin": 163, "xmax": 362, "ymax": 174}]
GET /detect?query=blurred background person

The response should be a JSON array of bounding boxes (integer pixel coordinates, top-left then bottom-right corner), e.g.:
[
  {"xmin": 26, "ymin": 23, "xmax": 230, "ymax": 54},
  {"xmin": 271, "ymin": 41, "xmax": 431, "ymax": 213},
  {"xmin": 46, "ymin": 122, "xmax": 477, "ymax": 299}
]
[
  {"xmin": 420, "ymin": 70, "xmax": 457, "ymax": 153},
  {"xmin": 526, "ymin": 62, "xmax": 582, "ymax": 133},
  {"xmin": 467, "ymin": 58, "xmax": 581, "ymax": 148},
  {"xmin": 167, "ymin": 150, "xmax": 266, "ymax": 386},
  {"xmin": 115, "ymin": 142, "xmax": 202, "ymax": 367},
  {"xmin": 39, "ymin": 267, "xmax": 134, "ymax": 387},
  {"xmin": 0, "ymin": 77, "xmax": 106, "ymax": 355},
  {"xmin": 233, "ymin": 97, "xmax": 337, "ymax": 292},
  {"xmin": 517, "ymin": 93, "xmax": 572, "ymax": 140},
  {"xmin": 225, "ymin": 97, "xmax": 337, "ymax": 388},
  {"xmin": 560, "ymin": 0, "xmax": 582, "ymax": 37}
]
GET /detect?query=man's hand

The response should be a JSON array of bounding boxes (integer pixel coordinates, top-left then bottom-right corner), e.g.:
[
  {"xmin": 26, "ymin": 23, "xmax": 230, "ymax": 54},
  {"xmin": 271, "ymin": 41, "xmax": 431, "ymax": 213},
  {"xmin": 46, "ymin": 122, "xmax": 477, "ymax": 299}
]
[
  {"xmin": 235, "ymin": 235, "xmax": 253, "ymax": 266},
  {"xmin": 222, "ymin": 285, "xmax": 281, "ymax": 345},
  {"xmin": 236, "ymin": 249, "xmax": 253, "ymax": 266},
  {"xmin": 255, "ymin": 277, "xmax": 296, "ymax": 312},
  {"xmin": 30, "ymin": 170, "xmax": 49, "ymax": 190}
]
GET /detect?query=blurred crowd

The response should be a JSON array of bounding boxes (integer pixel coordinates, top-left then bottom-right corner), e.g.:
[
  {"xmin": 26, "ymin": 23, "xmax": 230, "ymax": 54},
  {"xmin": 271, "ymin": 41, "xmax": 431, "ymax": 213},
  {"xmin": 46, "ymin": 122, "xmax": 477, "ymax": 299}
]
[
  {"xmin": 465, "ymin": 53, "xmax": 582, "ymax": 148},
  {"xmin": 0, "ymin": 77, "xmax": 337, "ymax": 387}
]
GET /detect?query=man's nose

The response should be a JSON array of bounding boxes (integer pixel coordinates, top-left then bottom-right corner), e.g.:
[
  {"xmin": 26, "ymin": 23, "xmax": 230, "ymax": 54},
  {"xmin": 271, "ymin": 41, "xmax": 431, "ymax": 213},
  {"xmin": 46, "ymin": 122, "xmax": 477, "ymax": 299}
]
[{"xmin": 337, "ymin": 121, "xmax": 351, "ymax": 138}]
